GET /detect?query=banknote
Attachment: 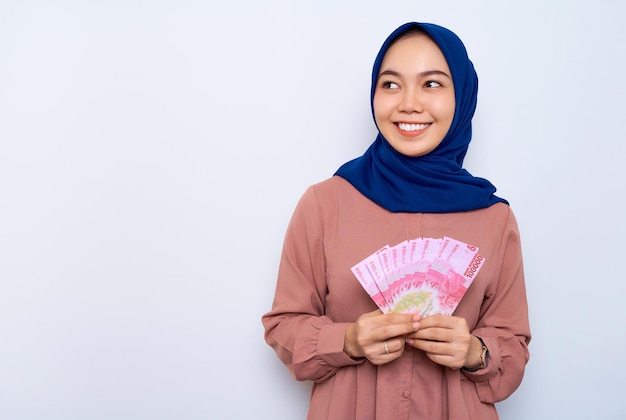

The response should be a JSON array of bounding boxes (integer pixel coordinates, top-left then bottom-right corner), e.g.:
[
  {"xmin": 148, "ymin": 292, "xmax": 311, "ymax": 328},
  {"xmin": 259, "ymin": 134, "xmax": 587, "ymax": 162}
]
[
  {"xmin": 351, "ymin": 260, "xmax": 391, "ymax": 313},
  {"xmin": 351, "ymin": 237, "xmax": 485, "ymax": 316}
]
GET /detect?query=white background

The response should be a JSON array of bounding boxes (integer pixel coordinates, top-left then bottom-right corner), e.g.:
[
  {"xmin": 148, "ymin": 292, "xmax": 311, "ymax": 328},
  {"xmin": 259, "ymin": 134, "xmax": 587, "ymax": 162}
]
[{"xmin": 1, "ymin": 1, "xmax": 625, "ymax": 419}]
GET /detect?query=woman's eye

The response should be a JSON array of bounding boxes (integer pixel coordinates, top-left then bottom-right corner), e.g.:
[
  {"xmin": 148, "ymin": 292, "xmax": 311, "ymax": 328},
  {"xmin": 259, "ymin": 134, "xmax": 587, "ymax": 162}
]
[
  {"xmin": 382, "ymin": 81, "xmax": 399, "ymax": 89},
  {"xmin": 425, "ymin": 80, "xmax": 443, "ymax": 88}
]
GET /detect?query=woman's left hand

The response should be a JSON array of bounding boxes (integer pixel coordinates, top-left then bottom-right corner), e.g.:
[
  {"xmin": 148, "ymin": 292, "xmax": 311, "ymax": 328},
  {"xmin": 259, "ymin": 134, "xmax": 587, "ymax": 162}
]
[{"xmin": 405, "ymin": 314, "xmax": 480, "ymax": 370}]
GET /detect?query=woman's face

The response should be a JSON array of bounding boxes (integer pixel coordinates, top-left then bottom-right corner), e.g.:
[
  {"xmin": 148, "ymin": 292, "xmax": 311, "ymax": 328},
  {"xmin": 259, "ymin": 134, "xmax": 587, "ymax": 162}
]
[{"xmin": 373, "ymin": 32, "xmax": 455, "ymax": 157}]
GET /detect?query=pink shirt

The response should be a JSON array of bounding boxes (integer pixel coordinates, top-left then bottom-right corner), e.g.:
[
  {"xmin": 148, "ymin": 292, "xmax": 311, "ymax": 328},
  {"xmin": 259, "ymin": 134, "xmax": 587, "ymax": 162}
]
[{"xmin": 263, "ymin": 177, "xmax": 530, "ymax": 420}]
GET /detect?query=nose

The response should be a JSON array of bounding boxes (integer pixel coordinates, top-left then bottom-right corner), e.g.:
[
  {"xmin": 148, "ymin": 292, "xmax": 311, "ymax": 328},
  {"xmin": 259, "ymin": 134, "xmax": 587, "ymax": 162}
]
[{"xmin": 397, "ymin": 88, "xmax": 424, "ymax": 113}]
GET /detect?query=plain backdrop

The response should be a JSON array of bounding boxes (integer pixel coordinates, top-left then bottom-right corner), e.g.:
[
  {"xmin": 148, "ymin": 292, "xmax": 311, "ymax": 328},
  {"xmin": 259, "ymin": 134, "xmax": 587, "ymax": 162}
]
[{"xmin": 1, "ymin": 1, "xmax": 625, "ymax": 419}]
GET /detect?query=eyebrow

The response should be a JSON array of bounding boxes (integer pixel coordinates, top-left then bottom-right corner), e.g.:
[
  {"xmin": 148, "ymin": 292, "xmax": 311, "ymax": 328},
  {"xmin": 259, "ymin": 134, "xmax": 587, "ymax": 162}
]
[{"xmin": 378, "ymin": 69, "xmax": 452, "ymax": 80}]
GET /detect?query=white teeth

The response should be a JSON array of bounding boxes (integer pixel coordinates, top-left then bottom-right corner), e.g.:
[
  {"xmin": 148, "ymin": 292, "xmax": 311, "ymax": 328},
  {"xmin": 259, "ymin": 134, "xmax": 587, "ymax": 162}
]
[{"xmin": 398, "ymin": 123, "xmax": 429, "ymax": 131}]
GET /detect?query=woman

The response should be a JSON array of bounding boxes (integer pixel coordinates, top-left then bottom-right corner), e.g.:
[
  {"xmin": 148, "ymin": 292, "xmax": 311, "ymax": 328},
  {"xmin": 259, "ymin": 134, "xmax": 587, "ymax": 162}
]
[{"xmin": 262, "ymin": 21, "xmax": 530, "ymax": 420}]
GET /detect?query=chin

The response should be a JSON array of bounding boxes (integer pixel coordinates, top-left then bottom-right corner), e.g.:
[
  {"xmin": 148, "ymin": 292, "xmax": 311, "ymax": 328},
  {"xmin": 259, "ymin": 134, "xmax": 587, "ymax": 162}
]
[{"xmin": 393, "ymin": 147, "xmax": 429, "ymax": 158}]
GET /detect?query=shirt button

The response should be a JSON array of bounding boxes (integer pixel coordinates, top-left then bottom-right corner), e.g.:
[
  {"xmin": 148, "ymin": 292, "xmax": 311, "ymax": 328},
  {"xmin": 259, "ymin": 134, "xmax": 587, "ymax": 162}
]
[{"xmin": 403, "ymin": 389, "xmax": 411, "ymax": 398}]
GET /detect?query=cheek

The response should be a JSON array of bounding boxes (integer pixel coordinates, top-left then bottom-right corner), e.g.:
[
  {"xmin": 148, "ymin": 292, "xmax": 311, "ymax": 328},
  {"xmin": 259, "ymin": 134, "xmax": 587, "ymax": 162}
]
[
  {"xmin": 372, "ymin": 97, "xmax": 387, "ymax": 125},
  {"xmin": 442, "ymin": 97, "xmax": 456, "ymax": 121},
  {"xmin": 430, "ymin": 97, "xmax": 455, "ymax": 125},
  {"xmin": 373, "ymin": 96, "xmax": 395, "ymax": 121}
]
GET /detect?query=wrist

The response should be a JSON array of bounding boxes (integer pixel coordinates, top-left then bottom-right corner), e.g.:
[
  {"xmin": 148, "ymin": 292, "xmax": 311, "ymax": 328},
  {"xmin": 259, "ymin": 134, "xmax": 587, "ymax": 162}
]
[
  {"xmin": 462, "ymin": 335, "xmax": 488, "ymax": 372},
  {"xmin": 343, "ymin": 323, "xmax": 363, "ymax": 359}
]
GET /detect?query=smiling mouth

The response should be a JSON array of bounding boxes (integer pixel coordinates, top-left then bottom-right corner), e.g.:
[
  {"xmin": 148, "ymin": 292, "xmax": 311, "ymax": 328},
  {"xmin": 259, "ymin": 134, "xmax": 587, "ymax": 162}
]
[{"xmin": 397, "ymin": 123, "xmax": 431, "ymax": 131}]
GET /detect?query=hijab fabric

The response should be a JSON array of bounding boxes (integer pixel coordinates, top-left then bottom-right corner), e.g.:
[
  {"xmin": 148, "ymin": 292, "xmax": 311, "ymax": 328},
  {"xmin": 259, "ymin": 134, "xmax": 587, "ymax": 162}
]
[{"xmin": 334, "ymin": 22, "xmax": 508, "ymax": 213}]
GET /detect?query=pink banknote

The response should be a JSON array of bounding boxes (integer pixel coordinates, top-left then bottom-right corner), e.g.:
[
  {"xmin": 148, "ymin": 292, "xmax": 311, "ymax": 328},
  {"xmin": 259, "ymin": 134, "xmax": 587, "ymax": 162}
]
[
  {"xmin": 351, "ymin": 260, "xmax": 391, "ymax": 313},
  {"xmin": 351, "ymin": 237, "xmax": 485, "ymax": 316}
]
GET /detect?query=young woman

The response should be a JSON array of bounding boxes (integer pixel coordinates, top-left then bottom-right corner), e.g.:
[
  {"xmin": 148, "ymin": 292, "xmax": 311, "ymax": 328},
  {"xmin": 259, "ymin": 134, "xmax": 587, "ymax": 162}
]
[{"xmin": 262, "ymin": 22, "xmax": 530, "ymax": 420}]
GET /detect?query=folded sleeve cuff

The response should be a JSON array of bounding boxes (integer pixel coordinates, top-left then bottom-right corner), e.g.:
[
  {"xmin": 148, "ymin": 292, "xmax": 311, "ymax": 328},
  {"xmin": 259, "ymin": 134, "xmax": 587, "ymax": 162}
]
[{"xmin": 318, "ymin": 322, "xmax": 365, "ymax": 367}]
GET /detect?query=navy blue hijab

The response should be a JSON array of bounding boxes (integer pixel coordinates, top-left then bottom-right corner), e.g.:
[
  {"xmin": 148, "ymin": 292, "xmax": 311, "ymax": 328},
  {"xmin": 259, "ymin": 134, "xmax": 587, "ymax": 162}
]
[{"xmin": 335, "ymin": 22, "xmax": 507, "ymax": 213}]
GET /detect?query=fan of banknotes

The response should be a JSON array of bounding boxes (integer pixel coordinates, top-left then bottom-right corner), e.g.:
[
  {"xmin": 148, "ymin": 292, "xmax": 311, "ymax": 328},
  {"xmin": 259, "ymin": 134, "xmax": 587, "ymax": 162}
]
[{"xmin": 350, "ymin": 236, "xmax": 485, "ymax": 316}]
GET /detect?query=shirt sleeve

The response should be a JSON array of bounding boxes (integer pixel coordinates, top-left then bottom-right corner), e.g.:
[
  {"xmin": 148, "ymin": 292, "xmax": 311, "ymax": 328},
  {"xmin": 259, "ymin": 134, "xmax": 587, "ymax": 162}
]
[
  {"xmin": 262, "ymin": 186, "xmax": 364, "ymax": 383},
  {"xmin": 461, "ymin": 207, "xmax": 531, "ymax": 403}
]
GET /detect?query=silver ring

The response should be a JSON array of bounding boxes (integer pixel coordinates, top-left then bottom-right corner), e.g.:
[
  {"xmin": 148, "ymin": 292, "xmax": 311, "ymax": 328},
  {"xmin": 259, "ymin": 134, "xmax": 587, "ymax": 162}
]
[{"xmin": 384, "ymin": 340, "xmax": 389, "ymax": 355}]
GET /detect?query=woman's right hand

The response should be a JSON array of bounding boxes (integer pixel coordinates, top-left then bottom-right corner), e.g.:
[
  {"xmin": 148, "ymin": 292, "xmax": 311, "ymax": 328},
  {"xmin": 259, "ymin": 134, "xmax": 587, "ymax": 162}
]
[{"xmin": 344, "ymin": 309, "xmax": 420, "ymax": 365}]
